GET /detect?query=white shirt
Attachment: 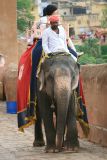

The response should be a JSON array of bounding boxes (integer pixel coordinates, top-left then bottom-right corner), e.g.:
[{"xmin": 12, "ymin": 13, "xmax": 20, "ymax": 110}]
[
  {"xmin": 42, "ymin": 26, "xmax": 69, "ymax": 54},
  {"xmin": 39, "ymin": 16, "xmax": 48, "ymax": 30}
]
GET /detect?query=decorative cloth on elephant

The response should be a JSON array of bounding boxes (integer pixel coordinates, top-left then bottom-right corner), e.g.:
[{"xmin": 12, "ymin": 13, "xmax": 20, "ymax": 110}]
[
  {"xmin": 17, "ymin": 44, "xmax": 36, "ymax": 132},
  {"xmin": 76, "ymin": 76, "xmax": 90, "ymax": 137}
]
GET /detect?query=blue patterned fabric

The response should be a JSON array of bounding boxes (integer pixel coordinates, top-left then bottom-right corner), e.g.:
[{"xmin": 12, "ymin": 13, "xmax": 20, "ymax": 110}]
[{"xmin": 30, "ymin": 39, "xmax": 42, "ymax": 107}]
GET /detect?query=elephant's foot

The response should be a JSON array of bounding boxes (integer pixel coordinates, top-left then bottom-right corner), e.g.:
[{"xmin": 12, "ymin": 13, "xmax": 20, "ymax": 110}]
[
  {"xmin": 44, "ymin": 146, "xmax": 61, "ymax": 153},
  {"xmin": 64, "ymin": 146, "xmax": 79, "ymax": 153},
  {"xmin": 33, "ymin": 139, "xmax": 45, "ymax": 147}
]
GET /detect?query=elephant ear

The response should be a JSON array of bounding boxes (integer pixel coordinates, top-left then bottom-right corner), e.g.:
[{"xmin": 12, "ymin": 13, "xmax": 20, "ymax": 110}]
[
  {"xmin": 71, "ymin": 65, "xmax": 79, "ymax": 90},
  {"xmin": 39, "ymin": 69, "xmax": 44, "ymax": 91},
  {"xmin": 72, "ymin": 73, "xmax": 79, "ymax": 90}
]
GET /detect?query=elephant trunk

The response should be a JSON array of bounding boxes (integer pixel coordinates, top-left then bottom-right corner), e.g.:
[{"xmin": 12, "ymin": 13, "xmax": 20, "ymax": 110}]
[{"xmin": 54, "ymin": 68, "xmax": 71, "ymax": 150}]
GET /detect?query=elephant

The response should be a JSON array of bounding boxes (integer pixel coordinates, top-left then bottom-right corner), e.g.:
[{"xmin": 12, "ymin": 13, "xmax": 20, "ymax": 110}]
[{"xmin": 34, "ymin": 53, "xmax": 79, "ymax": 153}]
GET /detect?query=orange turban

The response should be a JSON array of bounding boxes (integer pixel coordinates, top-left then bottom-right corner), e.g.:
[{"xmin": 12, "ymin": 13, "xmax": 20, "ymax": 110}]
[{"xmin": 49, "ymin": 15, "xmax": 60, "ymax": 22}]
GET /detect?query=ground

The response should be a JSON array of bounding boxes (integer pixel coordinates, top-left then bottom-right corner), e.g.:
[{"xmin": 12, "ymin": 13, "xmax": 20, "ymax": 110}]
[{"xmin": 0, "ymin": 101, "xmax": 107, "ymax": 160}]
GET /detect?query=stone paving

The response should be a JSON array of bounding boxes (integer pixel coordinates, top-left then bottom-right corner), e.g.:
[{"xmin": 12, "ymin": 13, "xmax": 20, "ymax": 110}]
[{"xmin": 0, "ymin": 101, "xmax": 107, "ymax": 160}]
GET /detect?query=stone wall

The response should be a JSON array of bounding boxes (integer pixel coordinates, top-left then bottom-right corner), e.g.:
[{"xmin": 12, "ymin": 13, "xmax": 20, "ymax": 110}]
[
  {"xmin": 0, "ymin": 66, "xmax": 5, "ymax": 100},
  {"xmin": 4, "ymin": 63, "xmax": 18, "ymax": 102},
  {"xmin": 0, "ymin": 0, "xmax": 17, "ymax": 100},
  {"xmin": 0, "ymin": 0, "xmax": 18, "ymax": 65},
  {"xmin": 80, "ymin": 64, "xmax": 107, "ymax": 147}
]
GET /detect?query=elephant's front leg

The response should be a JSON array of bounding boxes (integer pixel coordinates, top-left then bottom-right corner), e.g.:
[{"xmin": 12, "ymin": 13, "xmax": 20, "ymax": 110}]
[
  {"xmin": 33, "ymin": 103, "xmax": 45, "ymax": 147},
  {"xmin": 38, "ymin": 91, "xmax": 56, "ymax": 152},
  {"xmin": 65, "ymin": 94, "xmax": 79, "ymax": 152}
]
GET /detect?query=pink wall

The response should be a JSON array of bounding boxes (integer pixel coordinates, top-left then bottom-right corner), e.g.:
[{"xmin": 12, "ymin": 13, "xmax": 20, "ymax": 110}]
[{"xmin": 79, "ymin": 64, "xmax": 107, "ymax": 147}]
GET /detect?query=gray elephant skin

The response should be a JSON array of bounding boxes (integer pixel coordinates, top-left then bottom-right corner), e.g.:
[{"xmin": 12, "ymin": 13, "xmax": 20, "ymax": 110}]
[{"xmin": 36, "ymin": 54, "xmax": 79, "ymax": 153}]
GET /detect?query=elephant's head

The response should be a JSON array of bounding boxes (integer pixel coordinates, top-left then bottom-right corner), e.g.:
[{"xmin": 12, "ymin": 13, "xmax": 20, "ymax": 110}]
[{"xmin": 39, "ymin": 55, "xmax": 79, "ymax": 95}]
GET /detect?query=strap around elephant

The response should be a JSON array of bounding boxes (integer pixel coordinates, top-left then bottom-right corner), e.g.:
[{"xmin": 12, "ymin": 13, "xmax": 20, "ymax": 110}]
[{"xmin": 47, "ymin": 52, "xmax": 71, "ymax": 58}]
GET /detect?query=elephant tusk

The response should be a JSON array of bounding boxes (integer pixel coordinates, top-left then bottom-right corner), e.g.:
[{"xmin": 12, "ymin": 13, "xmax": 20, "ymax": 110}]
[
  {"xmin": 50, "ymin": 104, "xmax": 55, "ymax": 109},
  {"xmin": 39, "ymin": 70, "xmax": 44, "ymax": 91}
]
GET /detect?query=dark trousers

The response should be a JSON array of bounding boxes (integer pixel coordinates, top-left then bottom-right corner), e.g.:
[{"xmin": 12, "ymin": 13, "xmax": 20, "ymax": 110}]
[{"xmin": 68, "ymin": 46, "xmax": 78, "ymax": 58}]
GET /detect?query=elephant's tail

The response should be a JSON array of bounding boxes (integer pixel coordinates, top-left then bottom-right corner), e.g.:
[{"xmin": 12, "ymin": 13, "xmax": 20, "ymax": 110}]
[{"xmin": 39, "ymin": 70, "xmax": 44, "ymax": 91}]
